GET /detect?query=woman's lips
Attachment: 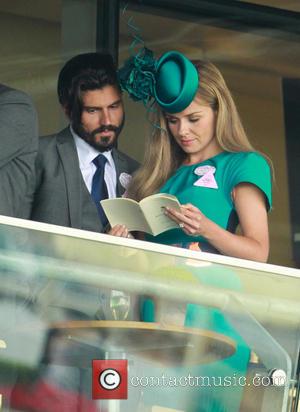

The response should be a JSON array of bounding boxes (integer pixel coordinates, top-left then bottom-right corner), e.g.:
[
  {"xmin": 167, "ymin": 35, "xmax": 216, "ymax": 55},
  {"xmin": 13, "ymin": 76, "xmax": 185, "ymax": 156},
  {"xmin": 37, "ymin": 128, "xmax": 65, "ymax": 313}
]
[{"xmin": 181, "ymin": 139, "xmax": 195, "ymax": 145}]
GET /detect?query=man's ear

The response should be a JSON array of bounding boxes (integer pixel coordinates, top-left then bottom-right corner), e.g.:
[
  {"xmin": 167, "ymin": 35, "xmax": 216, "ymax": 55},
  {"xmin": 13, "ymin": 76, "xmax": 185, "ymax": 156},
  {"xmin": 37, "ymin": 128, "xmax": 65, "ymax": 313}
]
[{"xmin": 62, "ymin": 105, "xmax": 70, "ymax": 118}]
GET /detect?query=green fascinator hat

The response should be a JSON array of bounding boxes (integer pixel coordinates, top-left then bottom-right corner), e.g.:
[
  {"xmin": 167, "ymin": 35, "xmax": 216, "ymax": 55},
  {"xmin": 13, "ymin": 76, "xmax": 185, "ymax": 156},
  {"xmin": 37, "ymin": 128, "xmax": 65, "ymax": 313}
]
[
  {"xmin": 154, "ymin": 51, "xmax": 199, "ymax": 113},
  {"xmin": 118, "ymin": 48, "xmax": 199, "ymax": 113}
]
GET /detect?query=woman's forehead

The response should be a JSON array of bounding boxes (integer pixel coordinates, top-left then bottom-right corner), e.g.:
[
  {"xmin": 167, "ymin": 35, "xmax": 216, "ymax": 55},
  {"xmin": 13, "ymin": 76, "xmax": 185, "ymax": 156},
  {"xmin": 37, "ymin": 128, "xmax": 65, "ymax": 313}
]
[{"xmin": 165, "ymin": 97, "xmax": 211, "ymax": 117}]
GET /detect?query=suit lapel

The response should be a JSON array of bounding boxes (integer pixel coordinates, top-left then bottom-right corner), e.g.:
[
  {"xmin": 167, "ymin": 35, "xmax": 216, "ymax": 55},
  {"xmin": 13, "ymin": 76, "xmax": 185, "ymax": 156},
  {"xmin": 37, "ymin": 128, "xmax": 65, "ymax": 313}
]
[
  {"xmin": 112, "ymin": 149, "xmax": 129, "ymax": 196},
  {"xmin": 57, "ymin": 128, "xmax": 83, "ymax": 228}
]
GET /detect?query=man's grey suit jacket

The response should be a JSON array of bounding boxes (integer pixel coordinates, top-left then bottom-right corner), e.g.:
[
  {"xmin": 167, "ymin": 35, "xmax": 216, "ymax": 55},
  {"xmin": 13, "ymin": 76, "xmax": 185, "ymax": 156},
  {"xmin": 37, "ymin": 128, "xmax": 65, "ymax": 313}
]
[
  {"xmin": 0, "ymin": 84, "xmax": 38, "ymax": 218},
  {"xmin": 30, "ymin": 127, "xmax": 139, "ymax": 232}
]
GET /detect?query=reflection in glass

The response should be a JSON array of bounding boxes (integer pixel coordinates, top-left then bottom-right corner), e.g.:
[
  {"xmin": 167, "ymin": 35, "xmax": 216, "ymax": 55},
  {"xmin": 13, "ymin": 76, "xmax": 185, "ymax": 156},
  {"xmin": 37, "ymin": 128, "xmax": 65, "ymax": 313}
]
[{"xmin": 97, "ymin": 290, "xmax": 131, "ymax": 321}]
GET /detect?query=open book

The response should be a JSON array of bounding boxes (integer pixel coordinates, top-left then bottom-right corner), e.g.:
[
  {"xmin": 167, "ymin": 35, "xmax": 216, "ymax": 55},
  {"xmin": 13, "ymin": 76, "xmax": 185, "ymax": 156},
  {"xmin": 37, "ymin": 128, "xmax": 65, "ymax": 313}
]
[{"xmin": 100, "ymin": 193, "xmax": 181, "ymax": 236}]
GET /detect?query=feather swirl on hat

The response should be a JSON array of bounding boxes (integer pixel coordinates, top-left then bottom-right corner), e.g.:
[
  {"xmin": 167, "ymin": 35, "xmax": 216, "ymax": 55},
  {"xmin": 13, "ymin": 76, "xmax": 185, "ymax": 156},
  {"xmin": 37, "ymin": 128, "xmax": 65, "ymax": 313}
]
[{"xmin": 118, "ymin": 47, "xmax": 157, "ymax": 106}]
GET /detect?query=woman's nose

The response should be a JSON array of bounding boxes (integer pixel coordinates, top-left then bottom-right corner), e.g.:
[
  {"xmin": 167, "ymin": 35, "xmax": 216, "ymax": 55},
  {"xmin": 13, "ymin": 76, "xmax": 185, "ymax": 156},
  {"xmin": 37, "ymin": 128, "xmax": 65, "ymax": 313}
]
[{"xmin": 178, "ymin": 120, "xmax": 189, "ymax": 136}]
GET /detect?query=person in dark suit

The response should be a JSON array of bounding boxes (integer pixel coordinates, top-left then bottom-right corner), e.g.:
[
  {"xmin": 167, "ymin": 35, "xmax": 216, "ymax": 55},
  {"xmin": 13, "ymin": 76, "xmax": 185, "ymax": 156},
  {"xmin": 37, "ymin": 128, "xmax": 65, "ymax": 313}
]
[
  {"xmin": 30, "ymin": 52, "xmax": 139, "ymax": 233},
  {"xmin": 0, "ymin": 84, "xmax": 38, "ymax": 218}
]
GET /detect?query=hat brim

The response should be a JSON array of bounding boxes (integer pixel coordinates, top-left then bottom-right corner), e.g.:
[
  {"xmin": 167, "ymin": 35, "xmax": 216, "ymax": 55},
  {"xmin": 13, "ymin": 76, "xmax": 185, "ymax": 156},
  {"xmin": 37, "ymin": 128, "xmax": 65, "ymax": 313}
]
[{"xmin": 154, "ymin": 51, "xmax": 199, "ymax": 113}]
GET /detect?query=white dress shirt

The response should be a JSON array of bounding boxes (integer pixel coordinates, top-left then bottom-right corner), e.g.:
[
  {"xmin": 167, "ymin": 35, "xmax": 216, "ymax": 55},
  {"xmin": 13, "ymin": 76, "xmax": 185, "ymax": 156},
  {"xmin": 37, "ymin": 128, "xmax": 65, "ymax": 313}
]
[{"xmin": 71, "ymin": 126, "xmax": 117, "ymax": 198}]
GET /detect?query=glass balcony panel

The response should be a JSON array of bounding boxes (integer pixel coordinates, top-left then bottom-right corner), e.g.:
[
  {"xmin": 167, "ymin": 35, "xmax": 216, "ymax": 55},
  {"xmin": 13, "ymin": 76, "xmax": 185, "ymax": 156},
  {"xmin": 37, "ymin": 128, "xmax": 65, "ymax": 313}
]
[{"xmin": 0, "ymin": 216, "xmax": 299, "ymax": 411}]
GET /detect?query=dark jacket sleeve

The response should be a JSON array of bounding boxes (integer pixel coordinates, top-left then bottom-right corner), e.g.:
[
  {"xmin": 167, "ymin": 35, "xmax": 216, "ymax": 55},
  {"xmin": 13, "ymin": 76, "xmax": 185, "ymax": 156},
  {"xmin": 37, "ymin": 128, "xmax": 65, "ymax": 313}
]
[{"xmin": 0, "ymin": 86, "xmax": 38, "ymax": 218}]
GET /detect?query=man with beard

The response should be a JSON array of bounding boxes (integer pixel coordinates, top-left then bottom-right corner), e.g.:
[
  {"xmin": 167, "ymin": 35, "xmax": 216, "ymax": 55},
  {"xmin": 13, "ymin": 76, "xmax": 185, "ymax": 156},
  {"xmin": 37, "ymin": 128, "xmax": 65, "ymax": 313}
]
[{"xmin": 30, "ymin": 53, "xmax": 139, "ymax": 233}]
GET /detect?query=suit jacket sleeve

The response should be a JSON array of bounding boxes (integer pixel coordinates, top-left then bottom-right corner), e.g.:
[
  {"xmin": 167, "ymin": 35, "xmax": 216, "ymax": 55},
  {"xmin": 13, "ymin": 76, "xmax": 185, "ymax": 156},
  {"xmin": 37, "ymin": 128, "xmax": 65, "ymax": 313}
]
[{"xmin": 0, "ymin": 86, "xmax": 38, "ymax": 218}]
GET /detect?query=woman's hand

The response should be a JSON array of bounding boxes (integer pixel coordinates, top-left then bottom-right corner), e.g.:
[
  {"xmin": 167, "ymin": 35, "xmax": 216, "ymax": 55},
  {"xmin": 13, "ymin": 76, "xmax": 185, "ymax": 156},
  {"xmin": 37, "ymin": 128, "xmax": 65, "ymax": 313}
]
[
  {"xmin": 166, "ymin": 184, "xmax": 269, "ymax": 262},
  {"xmin": 107, "ymin": 224, "xmax": 134, "ymax": 238},
  {"xmin": 165, "ymin": 203, "xmax": 207, "ymax": 237}
]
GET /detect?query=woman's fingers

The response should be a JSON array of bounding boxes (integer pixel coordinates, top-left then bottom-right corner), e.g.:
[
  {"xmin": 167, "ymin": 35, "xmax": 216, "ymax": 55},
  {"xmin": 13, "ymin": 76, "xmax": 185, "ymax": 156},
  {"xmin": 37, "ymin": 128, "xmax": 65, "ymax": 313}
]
[
  {"xmin": 165, "ymin": 205, "xmax": 203, "ymax": 235},
  {"xmin": 164, "ymin": 207, "xmax": 185, "ymax": 224},
  {"xmin": 181, "ymin": 203, "xmax": 200, "ymax": 212},
  {"xmin": 108, "ymin": 224, "xmax": 129, "ymax": 237}
]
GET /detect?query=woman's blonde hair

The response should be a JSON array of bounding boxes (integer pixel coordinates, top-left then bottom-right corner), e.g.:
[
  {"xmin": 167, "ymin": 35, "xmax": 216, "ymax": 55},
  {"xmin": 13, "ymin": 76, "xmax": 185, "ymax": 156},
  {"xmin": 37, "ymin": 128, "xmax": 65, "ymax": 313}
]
[{"xmin": 127, "ymin": 60, "xmax": 257, "ymax": 201}]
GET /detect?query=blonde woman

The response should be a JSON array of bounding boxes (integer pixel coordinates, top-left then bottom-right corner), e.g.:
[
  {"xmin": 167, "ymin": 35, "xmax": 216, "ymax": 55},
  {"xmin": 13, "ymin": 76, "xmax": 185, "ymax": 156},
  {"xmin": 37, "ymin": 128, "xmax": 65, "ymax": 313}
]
[
  {"xmin": 123, "ymin": 56, "xmax": 272, "ymax": 262},
  {"xmin": 118, "ymin": 51, "xmax": 272, "ymax": 411}
]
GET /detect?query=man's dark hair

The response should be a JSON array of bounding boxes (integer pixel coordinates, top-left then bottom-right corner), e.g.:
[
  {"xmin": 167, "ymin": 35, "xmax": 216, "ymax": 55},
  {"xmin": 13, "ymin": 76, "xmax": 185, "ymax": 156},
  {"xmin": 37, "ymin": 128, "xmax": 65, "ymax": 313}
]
[{"xmin": 57, "ymin": 52, "xmax": 120, "ymax": 118}]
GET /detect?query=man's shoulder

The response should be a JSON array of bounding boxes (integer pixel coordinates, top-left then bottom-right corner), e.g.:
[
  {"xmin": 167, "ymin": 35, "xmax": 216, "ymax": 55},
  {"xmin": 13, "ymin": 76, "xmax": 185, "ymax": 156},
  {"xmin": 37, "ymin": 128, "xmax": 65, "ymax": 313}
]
[
  {"xmin": 0, "ymin": 83, "xmax": 16, "ymax": 97},
  {"xmin": 113, "ymin": 148, "xmax": 140, "ymax": 169},
  {"xmin": 39, "ymin": 127, "xmax": 72, "ymax": 148},
  {"xmin": 0, "ymin": 83, "xmax": 34, "ymax": 105},
  {"xmin": 37, "ymin": 128, "xmax": 76, "ymax": 166}
]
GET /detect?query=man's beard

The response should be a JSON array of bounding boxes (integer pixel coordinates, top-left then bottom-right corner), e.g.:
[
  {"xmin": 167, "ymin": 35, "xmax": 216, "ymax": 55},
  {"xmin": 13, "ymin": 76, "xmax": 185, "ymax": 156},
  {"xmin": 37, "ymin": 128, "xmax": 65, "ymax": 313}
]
[{"xmin": 72, "ymin": 116, "xmax": 125, "ymax": 152}]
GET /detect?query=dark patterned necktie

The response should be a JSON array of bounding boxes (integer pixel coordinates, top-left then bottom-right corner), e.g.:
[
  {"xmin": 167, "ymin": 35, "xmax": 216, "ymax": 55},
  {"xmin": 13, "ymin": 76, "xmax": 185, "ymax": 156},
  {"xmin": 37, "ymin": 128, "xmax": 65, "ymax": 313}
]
[{"xmin": 91, "ymin": 154, "xmax": 109, "ymax": 227}]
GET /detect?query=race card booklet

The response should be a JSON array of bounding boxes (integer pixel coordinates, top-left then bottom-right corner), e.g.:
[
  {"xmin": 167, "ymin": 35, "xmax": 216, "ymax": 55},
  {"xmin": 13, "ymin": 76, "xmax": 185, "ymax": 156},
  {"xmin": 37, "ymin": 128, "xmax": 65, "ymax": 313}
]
[{"xmin": 100, "ymin": 193, "xmax": 181, "ymax": 236}]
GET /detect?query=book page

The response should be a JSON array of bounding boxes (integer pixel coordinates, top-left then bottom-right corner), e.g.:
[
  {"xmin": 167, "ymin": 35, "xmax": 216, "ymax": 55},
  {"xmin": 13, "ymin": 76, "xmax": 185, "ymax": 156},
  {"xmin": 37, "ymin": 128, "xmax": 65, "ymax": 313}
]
[
  {"xmin": 100, "ymin": 198, "xmax": 152, "ymax": 233},
  {"xmin": 140, "ymin": 193, "xmax": 181, "ymax": 236}
]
